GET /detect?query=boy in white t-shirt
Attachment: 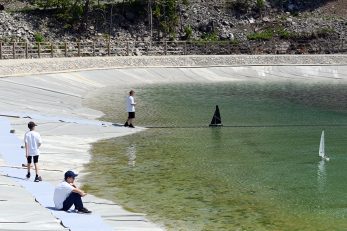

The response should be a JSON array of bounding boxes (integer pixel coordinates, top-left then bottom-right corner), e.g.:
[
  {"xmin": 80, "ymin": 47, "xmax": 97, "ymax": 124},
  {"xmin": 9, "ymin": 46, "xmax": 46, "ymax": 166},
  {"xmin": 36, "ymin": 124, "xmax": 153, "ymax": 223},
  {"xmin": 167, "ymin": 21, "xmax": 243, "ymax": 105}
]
[
  {"xmin": 24, "ymin": 121, "xmax": 42, "ymax": 182},
  {"xmin": 124, "ymin": 90, "xmax": 136, "ymax": 128},
  {"xmin": 53, "ymin": 171, "xmax": 91, "ymax": 214}
]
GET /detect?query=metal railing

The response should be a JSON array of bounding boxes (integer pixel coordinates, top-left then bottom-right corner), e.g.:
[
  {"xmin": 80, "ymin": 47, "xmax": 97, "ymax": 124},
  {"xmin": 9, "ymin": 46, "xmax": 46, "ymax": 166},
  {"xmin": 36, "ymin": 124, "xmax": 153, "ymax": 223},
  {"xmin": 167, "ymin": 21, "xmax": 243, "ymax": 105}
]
[{"xmin": 0, "ymin": 39, "xmax": 346, "ymax": 59}]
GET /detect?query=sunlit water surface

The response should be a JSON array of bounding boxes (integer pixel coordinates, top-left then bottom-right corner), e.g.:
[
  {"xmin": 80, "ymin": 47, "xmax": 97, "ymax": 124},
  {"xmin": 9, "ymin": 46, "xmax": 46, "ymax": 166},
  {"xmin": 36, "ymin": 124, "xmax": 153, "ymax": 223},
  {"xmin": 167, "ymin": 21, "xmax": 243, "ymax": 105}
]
[{"xmin": 84, "ymin": 82, "xmax": 347, "ymax": 230}]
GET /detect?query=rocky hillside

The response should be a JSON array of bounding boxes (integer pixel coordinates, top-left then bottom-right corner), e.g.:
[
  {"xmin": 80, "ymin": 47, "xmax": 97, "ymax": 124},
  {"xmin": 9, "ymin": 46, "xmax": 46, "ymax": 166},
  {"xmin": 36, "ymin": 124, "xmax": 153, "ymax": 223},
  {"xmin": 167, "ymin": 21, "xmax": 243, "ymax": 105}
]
[{"xmin": 0, "ymin": 0, "xmax": 346, "ymax": 54}]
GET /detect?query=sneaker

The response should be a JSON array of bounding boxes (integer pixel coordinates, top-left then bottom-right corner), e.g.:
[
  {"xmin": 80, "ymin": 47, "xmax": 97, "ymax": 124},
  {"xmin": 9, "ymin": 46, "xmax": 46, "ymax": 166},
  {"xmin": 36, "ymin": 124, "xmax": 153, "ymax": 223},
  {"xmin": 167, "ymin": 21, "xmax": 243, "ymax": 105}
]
[
  {"xmin": 34, "ymin": 176, "xmax": 42, "ymax": 182},
  {"xmin": 26, "ymin": 172, "xmax": 30, "ymax": 179},
  {"xmin": 77, "ymin": 207, "xmax": 92, "ymax": 214},
  {"xmin": 129, "ymin": 124, "xmax": 135, "ymax": 128},
  {"xmin": 124, "ymin": 122, "xmax": 129, "ymax": 127}
]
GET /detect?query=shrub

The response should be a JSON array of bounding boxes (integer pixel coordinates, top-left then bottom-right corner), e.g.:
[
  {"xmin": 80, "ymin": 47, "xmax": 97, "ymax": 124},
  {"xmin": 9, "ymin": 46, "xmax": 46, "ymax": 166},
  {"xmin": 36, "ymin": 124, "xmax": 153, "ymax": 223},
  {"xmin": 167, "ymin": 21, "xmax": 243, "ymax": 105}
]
[
  {"xmin": 277, "ymin": 28, "xmax": 296, "ymax": 39},
  {"xmin": 34, "ymin": 33, "xmax": 44, "ymax": 42},
  {"xmin": 182, "ymin": 0, "xmax": 189, "ymax": 6},
  {"xmin": 184, "ymin": 25, "xmax": 193, "ymax": 40},
  {"xmin": 201, "ymin": 32, "xmax": 219, "ymax": 41},
  {"xmin": 247, "ymin": 30, "xmax": 273, "ymax": 40},
  {"xmin": 316, "ymin": 28, "xmax": 335, "ymax": 38},
  {"xmin": 256, "ymin": 0, "xmax": 265, "ymax": 10}
]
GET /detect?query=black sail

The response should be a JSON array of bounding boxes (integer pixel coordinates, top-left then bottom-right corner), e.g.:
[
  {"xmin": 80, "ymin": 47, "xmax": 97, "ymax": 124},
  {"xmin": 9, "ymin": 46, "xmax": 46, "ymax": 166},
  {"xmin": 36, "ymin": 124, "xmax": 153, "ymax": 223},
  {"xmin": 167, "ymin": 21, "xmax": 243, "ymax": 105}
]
[{"xmin": 209, "ymin": 105, "xmax": 222, "ymax": 127}]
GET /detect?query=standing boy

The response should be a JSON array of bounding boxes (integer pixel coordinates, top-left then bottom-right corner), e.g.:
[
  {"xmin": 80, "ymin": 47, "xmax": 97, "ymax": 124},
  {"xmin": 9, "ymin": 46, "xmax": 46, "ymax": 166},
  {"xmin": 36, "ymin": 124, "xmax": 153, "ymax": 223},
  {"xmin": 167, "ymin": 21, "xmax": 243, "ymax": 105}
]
[
  {"xmin": 24, "ymin": 121, "xmax": 42, "ymax": 182},
  {"xmin": 124, "ymin": 90, "xmax": 136, "ymax": 128}
]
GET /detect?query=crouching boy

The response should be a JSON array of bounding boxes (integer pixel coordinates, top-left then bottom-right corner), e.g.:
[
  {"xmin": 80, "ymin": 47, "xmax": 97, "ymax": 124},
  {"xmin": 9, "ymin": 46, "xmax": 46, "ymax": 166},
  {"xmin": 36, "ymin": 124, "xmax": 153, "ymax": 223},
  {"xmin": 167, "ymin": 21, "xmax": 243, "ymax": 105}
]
[{"xmin": 53, "ymin": 171, "xmax": 91, "ymax": 214}]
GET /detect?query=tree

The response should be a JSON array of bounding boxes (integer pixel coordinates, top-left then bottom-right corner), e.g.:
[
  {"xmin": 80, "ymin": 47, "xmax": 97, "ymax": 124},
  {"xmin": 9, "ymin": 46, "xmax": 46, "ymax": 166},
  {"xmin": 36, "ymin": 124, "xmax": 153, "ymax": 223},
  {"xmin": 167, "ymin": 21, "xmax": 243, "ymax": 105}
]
[{"xmin": 151, "ymin": 0, "xmax": 188, "ymax": 39}]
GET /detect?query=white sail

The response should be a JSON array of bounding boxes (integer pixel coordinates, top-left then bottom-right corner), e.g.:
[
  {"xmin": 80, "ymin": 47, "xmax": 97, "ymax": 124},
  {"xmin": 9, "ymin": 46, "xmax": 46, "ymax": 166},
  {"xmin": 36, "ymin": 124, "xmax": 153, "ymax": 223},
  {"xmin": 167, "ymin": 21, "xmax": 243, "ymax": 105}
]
[{"xmin": 319, "ymin": 131, "xmax": 325, "ymax": 158}]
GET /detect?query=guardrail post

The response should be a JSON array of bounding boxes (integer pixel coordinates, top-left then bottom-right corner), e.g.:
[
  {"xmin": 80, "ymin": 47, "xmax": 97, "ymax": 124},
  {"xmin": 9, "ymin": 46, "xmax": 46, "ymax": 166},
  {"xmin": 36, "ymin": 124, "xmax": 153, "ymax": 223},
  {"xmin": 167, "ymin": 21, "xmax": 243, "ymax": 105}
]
[
  {"xmin": 146, "ymin": 42, "xmax": 149, "ymax": 55},
  {"xmin": 78, "ymin": 42, "xmax": 81, "ymax": 57},
  {"xmin": 93, "ymin": 42, "xmax": 95, "ymax": 56},
  {"xmin": 127, "ymin": 41, "xmax": 129, "ymax": 56},
  {"xmin": 184, "ymin": 41, "xmax": 187, "ymax": 55},
  {"xmin": 64, "ymin": 42, "xmax": 67, "ymax": 57},
  {"xmin": 0, "ymin": 42, "xmax": 2, "ymax": 59},
  {"xmin": 164, "ymin": 41, "xmax": 167, "ymax": 55},
  {"xmin": 51, "ymin": 43, "xmax": 54, "ymax": 57},
  {"xmin": 107, "ymin": 42, "xmax": 111, "ymax": 56},
  {"xmin": 38, "ymin": 42, "xmax": 41, "ymax": 58},
  {"xmin": 13, "ymin": 42, "xmax": 16, "ymax": 59},
  {"xmin": 342, "ymin": 39, "xmax": 345, "ymax": 52},
  {"xmin": 25, "ymin": 43, "xmax": 28, "ymax": 59}
]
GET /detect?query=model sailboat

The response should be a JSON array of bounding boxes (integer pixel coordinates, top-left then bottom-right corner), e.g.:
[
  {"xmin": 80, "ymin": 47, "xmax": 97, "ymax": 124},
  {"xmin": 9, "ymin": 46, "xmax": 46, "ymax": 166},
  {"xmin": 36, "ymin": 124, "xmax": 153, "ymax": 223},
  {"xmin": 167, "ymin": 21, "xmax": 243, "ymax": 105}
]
[
  {"xmin": 319, "ymin": 130, "xmax": 330, "ymax": 161},
  {"xmin": 209, "ymin": 105, "xmax": 223, "ymax": 127}
]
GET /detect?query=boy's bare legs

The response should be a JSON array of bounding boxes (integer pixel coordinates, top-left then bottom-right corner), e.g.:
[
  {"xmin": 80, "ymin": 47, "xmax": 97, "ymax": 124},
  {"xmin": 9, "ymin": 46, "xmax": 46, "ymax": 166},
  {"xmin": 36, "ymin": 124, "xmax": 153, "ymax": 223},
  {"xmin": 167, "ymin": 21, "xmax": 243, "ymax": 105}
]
[
  {"xmin": 26, "ymin": 163, "xmax": 30, "ymax": 175},
  {"xmin": 34, "ymin": 163, "xmax": 39, "ymax": 176},
  {"xmin": 128, "ymin": 118, "xmax": 135, "ymax": 127}
]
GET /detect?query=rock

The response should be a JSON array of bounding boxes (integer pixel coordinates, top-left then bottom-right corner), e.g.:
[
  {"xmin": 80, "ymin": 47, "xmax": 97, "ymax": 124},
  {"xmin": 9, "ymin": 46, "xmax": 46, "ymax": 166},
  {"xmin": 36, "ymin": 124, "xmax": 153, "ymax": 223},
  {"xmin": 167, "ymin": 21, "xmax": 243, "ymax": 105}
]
[
  {"xmin": 0, "ymin": 4, "xmax": 4, "ymax": 11},
  {"xmin": 220, "ymin": 33, "xmax": 229, "ymax": 40},
  {"xmin": 134, "ymin": 48, "xmax": 141, "ymax": 56},
  {"xmin": 222, "ymin": 20, "xmax": 229, "ymax": 26},
  {"xmin": 199, "ymin": 21, "xmax": 214, "ymax": 33},
  {"xmin": 143, "ymin": 36, "xmax": 151, "ymax": 42},
  {"xmin": 262, "ymin": 17, "xmax": 271, "ymax": 22},
  {"xmin": 248, "ymin": 17, "xmax": 255, "ymax": 24}
]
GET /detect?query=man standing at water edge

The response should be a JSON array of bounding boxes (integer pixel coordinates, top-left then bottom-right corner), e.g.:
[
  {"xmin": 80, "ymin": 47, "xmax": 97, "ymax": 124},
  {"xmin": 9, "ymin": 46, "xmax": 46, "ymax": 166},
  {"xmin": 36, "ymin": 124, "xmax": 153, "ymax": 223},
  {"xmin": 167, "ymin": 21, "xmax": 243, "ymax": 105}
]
[
  {"xmin": 24, "ymin": 121, "xmax": 42, "ymax": 182},
  {"xmin": 53, "ymin": 170, "xmax": 91, "ymax": 214},
  {"xmin": 124, "ymin": 90, "xmax": 136, "ymax": 128}
]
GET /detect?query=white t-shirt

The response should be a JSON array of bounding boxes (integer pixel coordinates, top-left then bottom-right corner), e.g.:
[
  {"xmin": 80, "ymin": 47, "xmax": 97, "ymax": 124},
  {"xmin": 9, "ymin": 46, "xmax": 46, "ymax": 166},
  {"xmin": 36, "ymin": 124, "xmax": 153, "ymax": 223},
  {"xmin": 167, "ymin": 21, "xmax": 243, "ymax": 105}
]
[
  {"xmin": 24, "ymin": 131, "xmax": 42, "ymax": 156},
  {"xmin": 53, "ymin": 181, "xmax": 74, "ymax": 209},
  {"xmin": 127, "ymin": 95, "xmax": 135, "ymax": 112}
]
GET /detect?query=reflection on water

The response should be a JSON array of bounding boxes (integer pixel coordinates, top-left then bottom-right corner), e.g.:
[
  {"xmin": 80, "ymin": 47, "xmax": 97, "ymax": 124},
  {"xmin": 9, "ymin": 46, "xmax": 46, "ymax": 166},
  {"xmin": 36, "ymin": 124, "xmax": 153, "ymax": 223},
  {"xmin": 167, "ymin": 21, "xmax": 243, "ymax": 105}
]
[
  {"xmin": 126, "ymin": 144, "xmax": 137, "ymax": 167},
  {"xmin": 317, "ymin": 160, "xmax": 327, "ymax": 193}
]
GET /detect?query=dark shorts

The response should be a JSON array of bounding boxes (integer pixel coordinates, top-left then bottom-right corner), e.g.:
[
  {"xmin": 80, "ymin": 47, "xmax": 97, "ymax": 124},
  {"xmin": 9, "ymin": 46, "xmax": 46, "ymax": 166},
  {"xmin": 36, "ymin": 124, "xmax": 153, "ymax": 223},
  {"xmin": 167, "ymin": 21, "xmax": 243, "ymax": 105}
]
[
  {"xmin": 128, "ymin": 112, "xmax": 135, "ymax": 119},
  {"xmin": 27, "ymin": 155, "xmax": 39, "ymax": 164}
]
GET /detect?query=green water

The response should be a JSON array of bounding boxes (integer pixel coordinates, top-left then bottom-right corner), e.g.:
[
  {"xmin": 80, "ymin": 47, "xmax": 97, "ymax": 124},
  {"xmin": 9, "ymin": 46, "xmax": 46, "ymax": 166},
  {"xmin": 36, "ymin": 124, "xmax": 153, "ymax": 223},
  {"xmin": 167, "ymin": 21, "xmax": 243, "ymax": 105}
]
[{"xmin": 84, "ymin": 82, "xmax": 347, "ymax": 230}]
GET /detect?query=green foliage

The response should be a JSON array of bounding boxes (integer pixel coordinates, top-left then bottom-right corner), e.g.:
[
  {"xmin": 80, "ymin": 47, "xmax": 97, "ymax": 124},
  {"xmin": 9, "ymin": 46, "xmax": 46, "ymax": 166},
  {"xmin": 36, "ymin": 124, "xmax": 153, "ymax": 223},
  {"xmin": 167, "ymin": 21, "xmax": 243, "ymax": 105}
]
[
  {"xmin": 247, "ymin": 29, "xmax": 273, "ymax": 40},
  {"xmin": 69, "ymin": 4, "xmax": 83, "ymax": 22},
  {"xmin": 276, "ymin": 28, "xmax": 296, "ymax": 39},
  {"xmin": 316, "ymin": 28, "xmax": 335, "ymax": 38},
  {"xmin": 256, "ymin": 0, "xmax": 265, "ymax": 9},
  {"xmin": 63, "ymin": 23, "xmax": 72, "ymax": 30},
  {"xmin": 184, "ymin": 25, "xmax": 192, "ymax": 40},
  {"xmin": 201, "ymin": 32, "xmax": 219, "ymax": 41},
  {"xmin": 182, "ymin": 0, "xmax": 189, "ymax": 6},
  {"xmin": 34, "ymin": 32, "xmax": 44, "ymax": 42},
  {"xmin": 34, "ymin": 0, "xmax": 71, "ymax": 9},
  {"xmin": 153, "ymin": 0, "xmax": 180, "ymax": 36}
]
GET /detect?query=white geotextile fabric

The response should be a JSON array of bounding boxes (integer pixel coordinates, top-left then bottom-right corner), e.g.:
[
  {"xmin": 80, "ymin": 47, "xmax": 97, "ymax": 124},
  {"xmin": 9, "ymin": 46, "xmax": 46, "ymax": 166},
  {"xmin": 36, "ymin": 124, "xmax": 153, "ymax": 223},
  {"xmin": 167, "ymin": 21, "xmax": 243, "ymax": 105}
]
[{"xmin": 0, "ymin": 118, "xmax": 114, "ymax": 231}]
